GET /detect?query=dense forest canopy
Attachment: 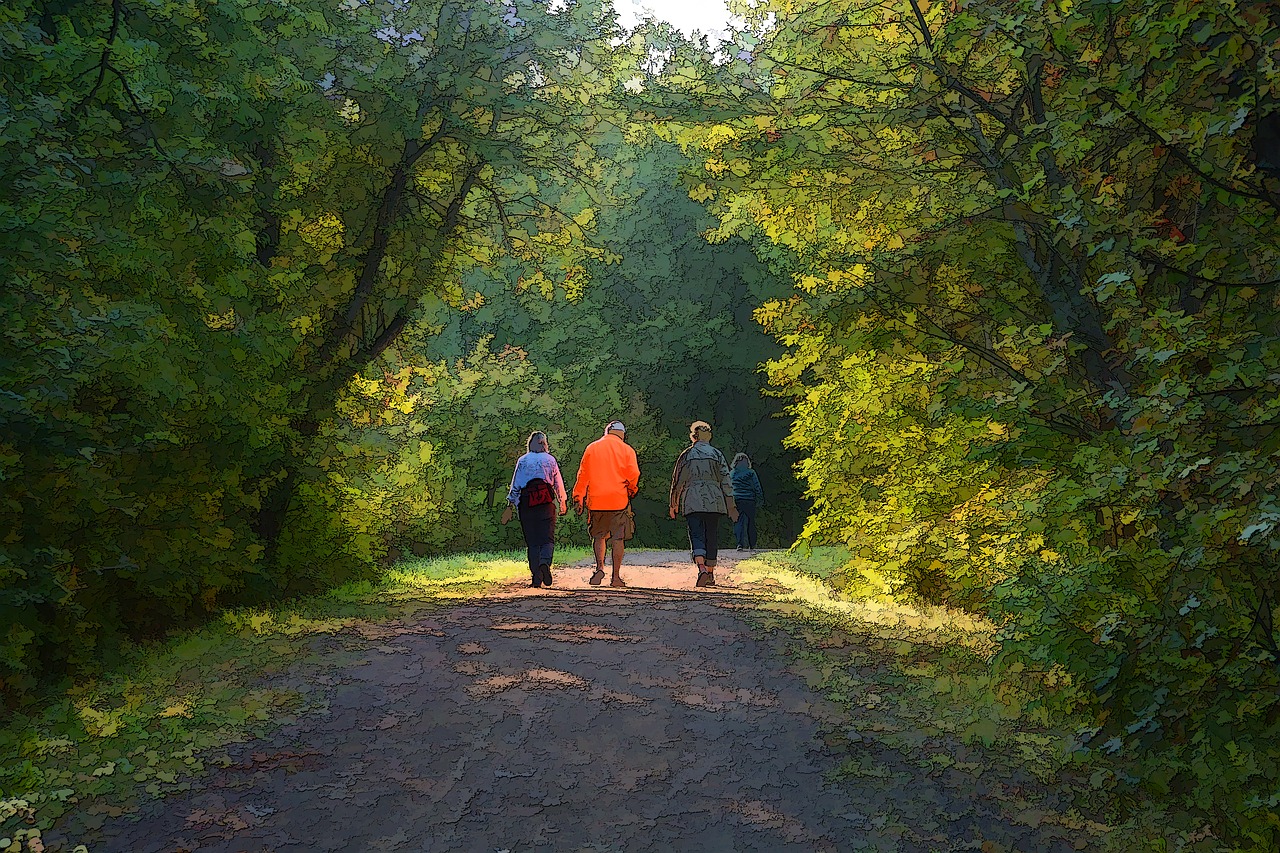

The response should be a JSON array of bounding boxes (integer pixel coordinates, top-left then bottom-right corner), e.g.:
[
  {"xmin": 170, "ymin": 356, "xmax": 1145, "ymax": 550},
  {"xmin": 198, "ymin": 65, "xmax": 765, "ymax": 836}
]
[{"xmin": 3, "ymin": 0, "xmax": 1280, "ymax": 847}]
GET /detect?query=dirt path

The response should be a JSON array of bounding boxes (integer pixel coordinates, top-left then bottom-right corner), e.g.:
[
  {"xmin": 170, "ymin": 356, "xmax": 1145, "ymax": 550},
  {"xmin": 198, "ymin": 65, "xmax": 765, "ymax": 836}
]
[{"xmin": 83, "ymin": 551, "xmax": 1085, "ymax": 852}]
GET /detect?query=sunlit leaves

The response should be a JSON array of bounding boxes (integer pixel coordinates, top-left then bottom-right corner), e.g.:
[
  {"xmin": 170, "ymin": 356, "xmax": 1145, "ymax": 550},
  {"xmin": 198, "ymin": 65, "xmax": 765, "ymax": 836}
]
[{"xmin": 674, "ymin": 0, "xmax": 1280, "ymax": 844}]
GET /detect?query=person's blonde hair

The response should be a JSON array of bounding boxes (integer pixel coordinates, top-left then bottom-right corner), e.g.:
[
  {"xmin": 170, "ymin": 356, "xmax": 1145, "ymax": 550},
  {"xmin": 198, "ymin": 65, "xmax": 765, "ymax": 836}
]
[
  {"xmin": 732, "ymin": 452, "xmax": 751, "ymax": 468},
  {"xmin": 689, "ymin": 420, "xmax": 712, "ymax": 442}
]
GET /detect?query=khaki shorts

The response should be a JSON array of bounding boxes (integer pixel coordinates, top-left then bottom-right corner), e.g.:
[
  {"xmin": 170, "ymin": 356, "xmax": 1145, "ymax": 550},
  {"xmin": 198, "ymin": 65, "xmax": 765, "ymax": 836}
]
[{"xmin": 588, "ymin": 507, "xmax": 634, "ymax": 542}]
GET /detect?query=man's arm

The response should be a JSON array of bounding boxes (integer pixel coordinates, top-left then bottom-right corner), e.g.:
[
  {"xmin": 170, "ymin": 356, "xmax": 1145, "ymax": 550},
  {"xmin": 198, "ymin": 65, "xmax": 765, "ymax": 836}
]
[{"xmin": 624, "ymin": 447, "xmax": 641, "ymax": 498}]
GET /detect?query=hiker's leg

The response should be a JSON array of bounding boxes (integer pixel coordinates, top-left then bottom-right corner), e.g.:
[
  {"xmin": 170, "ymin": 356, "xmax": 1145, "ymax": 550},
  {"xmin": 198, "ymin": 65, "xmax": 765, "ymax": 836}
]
[
  {"xmin": 690, "ymin": 513, "xmax": 716, "ymax": 586},
  {"xmin": 524, "ymin": 534, "xmax": 538, "ymax": 575},
  {"xmin": 587, "ymin": 533, "xmax": 608, "ymax": 585},
  {"xmin": 543, "ymin": 508, "xmax": 556, "ymax": 581},
  {"xmin": 687, "ymin": 513, "xmax": 708, "ymax": 566},
  {"xmin": 537, "ymin": 542, "xmax": 554, "ymax": 585},
  {"xmin": 737, "ymin": 499, "xmax": 757, "ymax": 550},
  {"xmin": 527, "ymin": 542, "xmax": 540, "ymax": 585},
  {"xmin": 518, "ymin": 503, "xmax": 540, "ymax": 586},
  {"xmin": 704, "ymin": 513, "xmax": 720, "ymax": 570},
  {"xmin": 593, "ymin": 533, "xmax": 608, "ymax": 570},
  {"xmin": 610, "ymin": 536, "xmax": 624, "ymax": 576},
  {"xmin": 518, "ymin": 504, "xmax": 552, "ymax": 587},
  {"xmin": 533, "ymin": 503, "xmax": 554, "ymax": 584}
]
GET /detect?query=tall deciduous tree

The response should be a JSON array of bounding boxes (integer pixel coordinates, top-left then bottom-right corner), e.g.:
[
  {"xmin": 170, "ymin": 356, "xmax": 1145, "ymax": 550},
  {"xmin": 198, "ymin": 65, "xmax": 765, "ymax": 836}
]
[{"xmin": 0, "ymin": 0, "xmax": 624, "ymax": 697}]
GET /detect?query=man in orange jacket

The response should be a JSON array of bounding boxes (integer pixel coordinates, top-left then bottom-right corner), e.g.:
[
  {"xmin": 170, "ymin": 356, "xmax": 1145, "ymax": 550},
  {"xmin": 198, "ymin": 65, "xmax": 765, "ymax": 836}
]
[{"xmin": 571, "ymin": 421, "xmax": 641, "ymax": 587}]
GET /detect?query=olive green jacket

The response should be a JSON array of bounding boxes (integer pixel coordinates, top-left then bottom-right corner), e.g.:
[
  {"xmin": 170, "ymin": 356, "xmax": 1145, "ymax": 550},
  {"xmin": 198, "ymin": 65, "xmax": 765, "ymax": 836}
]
[{"xmin": 669, "ymin": 441, "xmax": 736, "ymax": 516}]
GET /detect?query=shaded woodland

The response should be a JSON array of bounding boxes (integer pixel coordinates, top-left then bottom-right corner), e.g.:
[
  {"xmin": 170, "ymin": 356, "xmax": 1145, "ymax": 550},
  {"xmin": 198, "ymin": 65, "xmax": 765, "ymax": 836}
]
[{"xmin": 4, "ymin": 0, "xmax": 1280, "ymax": 847}]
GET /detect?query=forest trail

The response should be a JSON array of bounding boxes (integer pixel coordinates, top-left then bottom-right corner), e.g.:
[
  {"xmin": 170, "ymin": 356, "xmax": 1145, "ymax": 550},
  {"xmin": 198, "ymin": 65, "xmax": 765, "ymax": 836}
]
[{"xmin": 79, "ymin": 552, "xmax": 1091, "ymax": 853}]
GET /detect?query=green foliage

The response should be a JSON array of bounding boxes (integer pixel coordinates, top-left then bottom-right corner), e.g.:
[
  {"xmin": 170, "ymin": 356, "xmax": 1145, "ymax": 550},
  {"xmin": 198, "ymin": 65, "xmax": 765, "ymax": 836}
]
[
  {"xmin": 1, "ymin": 0, "xmax": 626, "ymax": 702},
  {"xmin": 677, "ymin": 0, "xmax": 1280, "ymax": 846},
  {"xmin": 0, "ymin": 0, "xmax": 804, "ymax": 710},
  {"xmin": 753, "ymin": 545, "xmax": 854, "ymax": 581},
  {"xmin": 318, "ymin": 336, "xmax": 660, "ymax": 557},
  {"xmin": 13, "ymin": 0, "xmax": 1279, "ymax": 843}
]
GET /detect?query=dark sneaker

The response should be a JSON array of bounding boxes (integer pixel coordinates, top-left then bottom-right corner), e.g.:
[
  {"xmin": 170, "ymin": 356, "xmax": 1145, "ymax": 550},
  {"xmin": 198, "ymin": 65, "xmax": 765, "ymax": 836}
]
[
  {"xmin": 589, "ymin": 569, "xmax": 605, "ymax": 586},
  {"xmin": 541, "ymin": 565, "xmax": 554, "ymax": 587}
]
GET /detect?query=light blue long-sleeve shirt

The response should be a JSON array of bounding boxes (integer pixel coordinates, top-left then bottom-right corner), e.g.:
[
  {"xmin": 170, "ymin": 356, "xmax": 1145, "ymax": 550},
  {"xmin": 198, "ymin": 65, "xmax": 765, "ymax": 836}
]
[{"xmin": 506, "ymin": 451, "xmax": 567, "ymax": 507}]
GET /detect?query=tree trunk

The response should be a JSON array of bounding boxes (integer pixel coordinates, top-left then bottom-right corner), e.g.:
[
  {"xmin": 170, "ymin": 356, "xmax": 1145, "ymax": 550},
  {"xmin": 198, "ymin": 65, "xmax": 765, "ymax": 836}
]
[
  {"xmin": 254, "ymin": 467, "xmax": 297, "ymax": 568},
  {"xmin": 253, "ymin": 139, "xmax": 281, "ymax": 268},
  {"xmin": 253, "ymin": 414, "xmax": 320, "ymax": 569}
]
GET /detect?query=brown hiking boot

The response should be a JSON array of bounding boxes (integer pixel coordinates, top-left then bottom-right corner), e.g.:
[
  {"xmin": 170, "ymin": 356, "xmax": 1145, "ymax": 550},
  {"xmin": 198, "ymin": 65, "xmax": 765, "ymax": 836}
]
[
  {"xmin": 589, "ymin": 568, "xmax": 605, "ymax": 586},
  {"xmin": 696, "ymin": 571, "xmax": 715, "ymax": 587}
]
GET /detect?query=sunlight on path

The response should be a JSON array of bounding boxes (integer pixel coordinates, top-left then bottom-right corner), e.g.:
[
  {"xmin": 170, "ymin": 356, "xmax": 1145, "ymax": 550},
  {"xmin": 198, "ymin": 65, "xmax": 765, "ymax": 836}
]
[{"xmin": 489, "ymin": 548, "xmax": 763, "ymax": 596}]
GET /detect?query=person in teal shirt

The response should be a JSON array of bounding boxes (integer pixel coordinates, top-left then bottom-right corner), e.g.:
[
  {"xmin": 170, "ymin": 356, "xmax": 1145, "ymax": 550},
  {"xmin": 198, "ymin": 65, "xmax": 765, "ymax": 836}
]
[{"xmin": 730, "ymin": 453, "xmax": 764, "ymax": 551}]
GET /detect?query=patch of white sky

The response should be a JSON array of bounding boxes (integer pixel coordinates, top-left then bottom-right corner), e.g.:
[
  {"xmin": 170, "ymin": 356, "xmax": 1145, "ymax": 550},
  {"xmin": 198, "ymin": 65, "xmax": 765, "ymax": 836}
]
[{"xmin": 614, "ymin": 0, "xmax": 740, "ymax": 44}]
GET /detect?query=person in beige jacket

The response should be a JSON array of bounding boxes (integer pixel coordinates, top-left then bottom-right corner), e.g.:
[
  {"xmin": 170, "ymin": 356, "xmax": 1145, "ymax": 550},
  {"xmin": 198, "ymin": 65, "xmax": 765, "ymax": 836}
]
[{"xmin": 668, "ymin": 421, "xmax": 738, "ymax": 587}]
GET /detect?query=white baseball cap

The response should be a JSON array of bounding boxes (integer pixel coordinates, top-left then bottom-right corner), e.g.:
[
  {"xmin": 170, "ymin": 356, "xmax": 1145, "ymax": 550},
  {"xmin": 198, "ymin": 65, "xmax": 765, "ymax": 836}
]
[{"xmin": 606, "ymin": 421, "xmax": 626, "ymax": 434}]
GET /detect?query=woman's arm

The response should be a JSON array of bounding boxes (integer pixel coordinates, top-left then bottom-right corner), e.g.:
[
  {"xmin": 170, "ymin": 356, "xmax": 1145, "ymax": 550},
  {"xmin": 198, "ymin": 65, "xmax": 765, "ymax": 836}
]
[
  {"xmin": 716, "ymin": 452, "xmax": 733, "ymax": 495},
  {"xmin": 717, "ymin": 451, "xmax": 738, "ymax": 520},
  {"xmin": 506, "ymin": 454, "xmax": 525, "ymax": 506},
  {"xmin": 668, "ymin": 449, "xmax": 689, "ymax": 517},
  {"xmin": 551, "ymin": 459, "xmax": 568, "ymax": 512}
]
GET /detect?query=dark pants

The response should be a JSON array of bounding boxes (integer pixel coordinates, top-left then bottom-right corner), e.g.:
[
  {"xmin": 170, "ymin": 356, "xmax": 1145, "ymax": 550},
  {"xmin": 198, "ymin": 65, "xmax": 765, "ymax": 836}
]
[
  {"xmin": 685, "ymin": 511, "xmax": 722, "ymax": 568},
  {"xmin": 734, "ymin": 499, "xmax": 758, "ymax": 549},
  {"xmin": 518, "ymin": 501, "xmax": 556, "ymax": 575}
]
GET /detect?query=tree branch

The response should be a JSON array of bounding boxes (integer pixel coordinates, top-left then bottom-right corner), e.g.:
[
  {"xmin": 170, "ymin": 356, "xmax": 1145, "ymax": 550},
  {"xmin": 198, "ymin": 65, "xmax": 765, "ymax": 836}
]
[
  {"xmin": 1096, "ymin": 89, "xmax": 1279, "ymax": 213},
  {"xmin": 1132, "ymin": 250, "xmax": 1280, "ymax": 289},
  {"xmin": 75, "ymin": 0, "xmax": 124, "ymax": 113}
]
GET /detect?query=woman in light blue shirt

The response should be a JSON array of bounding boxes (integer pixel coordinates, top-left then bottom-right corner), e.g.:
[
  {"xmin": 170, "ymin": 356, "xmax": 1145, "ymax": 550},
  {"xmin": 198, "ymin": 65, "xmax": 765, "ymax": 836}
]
[{"xmin": 501, "ymin": 431, "xmax": 568, "ymax": 588}]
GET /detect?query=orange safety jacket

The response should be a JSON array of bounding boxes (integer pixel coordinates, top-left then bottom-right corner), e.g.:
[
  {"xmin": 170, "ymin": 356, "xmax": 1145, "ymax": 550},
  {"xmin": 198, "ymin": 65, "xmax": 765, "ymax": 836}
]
[{"xmin": 571, "ymin": 434, "xmax": 640, "ymax": 511}]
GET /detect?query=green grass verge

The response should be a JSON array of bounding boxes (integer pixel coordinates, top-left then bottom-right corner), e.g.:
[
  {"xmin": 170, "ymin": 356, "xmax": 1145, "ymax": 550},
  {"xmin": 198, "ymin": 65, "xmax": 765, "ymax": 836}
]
[
  {"xmin": 0, "ymin": 549, "xmax": 586, "ymax": 852},
  {"xmin": 736, "ymin": 547, "xmax": 996, "ymax": 652}
]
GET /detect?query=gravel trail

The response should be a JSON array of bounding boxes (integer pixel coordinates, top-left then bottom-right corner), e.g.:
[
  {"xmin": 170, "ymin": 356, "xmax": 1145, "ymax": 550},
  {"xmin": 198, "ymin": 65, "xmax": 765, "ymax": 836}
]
[{"xmin": 86, "ymin": 552, "xmax": 1084, "ymax": 852}]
